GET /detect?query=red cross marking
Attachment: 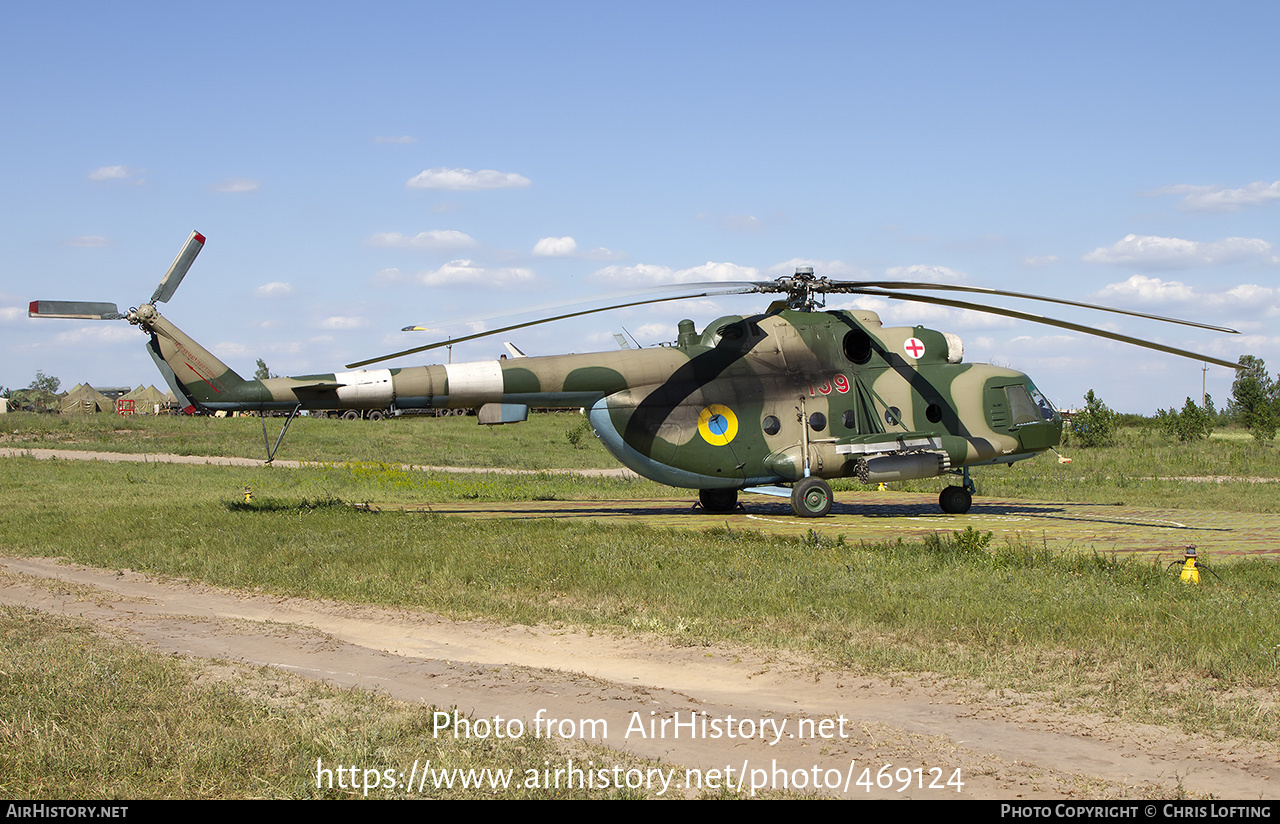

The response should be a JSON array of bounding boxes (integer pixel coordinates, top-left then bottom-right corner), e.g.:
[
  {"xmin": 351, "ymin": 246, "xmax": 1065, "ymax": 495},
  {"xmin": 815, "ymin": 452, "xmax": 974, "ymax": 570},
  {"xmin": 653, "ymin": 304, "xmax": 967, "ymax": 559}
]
[{"xmin": 904, "ymin": 337, "xmax": 925, "ymax": 358}]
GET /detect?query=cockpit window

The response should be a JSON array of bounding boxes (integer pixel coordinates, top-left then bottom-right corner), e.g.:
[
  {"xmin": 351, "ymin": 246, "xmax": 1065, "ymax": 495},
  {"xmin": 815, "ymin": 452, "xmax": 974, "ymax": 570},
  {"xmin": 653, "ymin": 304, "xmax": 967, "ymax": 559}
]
[
  {"xmin": 1005, "ymin": 385, "xmax": 1041, "ymax": 426},
  {"xmin": 1028, "ymin": 384, "xmax": 1057, "ymax": 421}
]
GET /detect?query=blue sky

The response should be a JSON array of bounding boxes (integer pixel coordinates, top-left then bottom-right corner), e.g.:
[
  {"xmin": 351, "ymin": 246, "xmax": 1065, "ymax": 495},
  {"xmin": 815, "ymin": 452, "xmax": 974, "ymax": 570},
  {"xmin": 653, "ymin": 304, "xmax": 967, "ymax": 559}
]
[{"xmin": 4, "ymin": 1, "xmax": 1279, "ymax": 414}]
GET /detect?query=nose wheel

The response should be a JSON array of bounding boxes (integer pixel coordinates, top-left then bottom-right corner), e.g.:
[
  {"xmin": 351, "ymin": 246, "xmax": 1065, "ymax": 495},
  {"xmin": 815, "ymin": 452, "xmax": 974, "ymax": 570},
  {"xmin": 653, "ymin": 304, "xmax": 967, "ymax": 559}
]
[
  {"xmin": 791, "ymin": 477, "xmax": 833, "ymax": 517},
  {"xmin": 939, "ymin": 485, "xmax": 972, "ymax": 514}
]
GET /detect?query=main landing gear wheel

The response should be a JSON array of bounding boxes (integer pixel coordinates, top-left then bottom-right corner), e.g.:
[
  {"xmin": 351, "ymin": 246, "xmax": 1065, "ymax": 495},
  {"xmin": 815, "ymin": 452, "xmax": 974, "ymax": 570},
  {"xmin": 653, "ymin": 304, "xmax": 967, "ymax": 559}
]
[
  {"xmin": 698, "ymin": 488, "xmax": 738, "ymax": 513},
  {"xmin": 791, "ymin": 477, "xmax": 833, "ymax": 518},
  {"xmin": 939, "ymin": 485, "xmax": 972, "ymax": 514}
]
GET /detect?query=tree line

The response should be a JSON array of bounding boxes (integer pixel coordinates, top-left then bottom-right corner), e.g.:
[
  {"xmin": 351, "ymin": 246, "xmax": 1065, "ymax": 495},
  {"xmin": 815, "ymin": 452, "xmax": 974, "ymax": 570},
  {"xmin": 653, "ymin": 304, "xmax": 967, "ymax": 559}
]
[{"xmin": 1069, "ymin": 355, "xmax": 1280, "ymax": 446}]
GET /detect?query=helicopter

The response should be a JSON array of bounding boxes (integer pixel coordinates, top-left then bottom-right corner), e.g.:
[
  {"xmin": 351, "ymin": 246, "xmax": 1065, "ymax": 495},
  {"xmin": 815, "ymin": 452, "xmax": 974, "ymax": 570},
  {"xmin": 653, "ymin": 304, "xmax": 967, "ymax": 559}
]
[{"xmin": 30, "ymin": 231, "xmax": 1242, "ymax": 518}]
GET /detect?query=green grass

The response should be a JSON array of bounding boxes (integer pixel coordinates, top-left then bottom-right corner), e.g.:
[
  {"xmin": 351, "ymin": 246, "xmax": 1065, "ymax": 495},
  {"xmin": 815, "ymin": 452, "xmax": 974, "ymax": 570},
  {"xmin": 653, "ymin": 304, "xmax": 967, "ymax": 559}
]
[
  {"xmin": 0, "ymin": 410, "xmax": 619, "ymax": 469},
  {"xmin": 1, "ymin": 457, "xmax": 1277, "ymax": 748},
  {"xmin": 6, "ymin": 413, "xmax": 1280, "ymax": 511}
]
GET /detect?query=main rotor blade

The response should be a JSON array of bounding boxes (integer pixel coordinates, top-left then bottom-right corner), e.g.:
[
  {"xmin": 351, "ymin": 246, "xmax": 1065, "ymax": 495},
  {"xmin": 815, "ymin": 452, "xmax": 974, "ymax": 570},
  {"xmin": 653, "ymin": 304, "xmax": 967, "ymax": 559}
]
[
  {"xmin": 348, "ymin": 285, "xmax": 759, "ymax": 369},
  {"xmin": 845, "ymin": 288, "xmax": 1240, "ymax": 368},
  {"xmin": 28, "ymin": 300, "xmax": 124, "ymax": 320},
  {"xmin": 833, "ymin": 281, "xmax": 1240, "ymax": 334},
  {"xmin": 400, "ymin": 281, "xmax": 763, "ymax": 333},
  {"xmin": 149, "ymin": 230, "xmax": 206, "ymax": 304}
]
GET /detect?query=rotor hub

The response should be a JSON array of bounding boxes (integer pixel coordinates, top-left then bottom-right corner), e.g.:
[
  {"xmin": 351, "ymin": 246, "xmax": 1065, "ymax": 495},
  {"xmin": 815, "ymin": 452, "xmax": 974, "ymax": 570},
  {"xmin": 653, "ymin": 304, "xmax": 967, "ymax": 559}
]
[
  {"xmin": 770, "ymin": 268, "xmax": 829, "ymax": 311},
  {"xmin": 128, "ymin": 304, "xmax": 158, "ymax": 327}
]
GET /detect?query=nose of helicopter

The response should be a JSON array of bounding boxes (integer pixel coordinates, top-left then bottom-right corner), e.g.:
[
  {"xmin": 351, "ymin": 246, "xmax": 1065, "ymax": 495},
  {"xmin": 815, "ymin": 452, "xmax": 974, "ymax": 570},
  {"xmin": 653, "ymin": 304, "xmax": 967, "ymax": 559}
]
[{"xmin": 1014, "ymin": 416, "xmax": 1064, "ymax": 452}]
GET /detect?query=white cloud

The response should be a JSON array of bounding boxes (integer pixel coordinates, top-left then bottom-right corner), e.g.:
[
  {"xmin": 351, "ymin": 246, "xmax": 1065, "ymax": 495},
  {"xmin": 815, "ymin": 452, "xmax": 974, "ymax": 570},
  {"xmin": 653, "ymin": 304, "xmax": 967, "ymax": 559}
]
[
  {"xmin": 697, "ymin": 212, "xmax": 772, "ymax": 233},
  {"xmin": 64, "ymin": 236, "xmax": 111, "ymax": 248},
  {"xmin": 532, "ymin": 236, "xmax": 577, "ymax": 257},
  {"xmin": 88, "ymin": 165, "xmax": 143, "ymax": 183},
  {"xmin": 406, "ymin": 167, "xmax": 531, "ymax": 190},
  {"xmin": 418, "ymin": 259, "xmax": 535, "ymax": 287},
  {"xmin": 581, "ymin": 246, "xmax": 624, "ymax": 261},
  {"xmin": 366, "ymin": 230, "xmax": 478, "ymax": 250},
  {"xmin": 1091, "ymin": 275, "xmax": 1280, "ymax": 322},
  {"xmin": 254, "ymin": 282, "xmax": 295, "ymax": 297},
  {"xmin": 52, "ymin": 325, "xmax": 137, "ymax": 345},
  {"xmin": 592, "ymin": 261, "xmax": 758, "ymax": 286},
  {"xmin": 761, "ymin": 258, "xmax": 865, "ymax": 279},
  {"xmin": 1146, "ymin": 180, "xmax": 1280, "ymax": 213},
  {"xmin": 374, "ymin": 135, "xmax": 417, "ymax": 144},
  {"xmin": 213, "ymin": 341, "xmax": 251, "ymax": 359},
  {"xmin": 212, "ymin": 178, "xmax": 261, "ymax": 193},
  {"xmin": 634, "ymin": 322, "xmax": 674, "ymax": 342},
  {"xmin": 89, "ymin": 165, "xmax": 129, "ymax": 181},
  {"xmin": 834, "ymin": 295, "xmax": 1014, "ymax": 330},
  {"xmin": 531, "ymin": 236, "xmax": 621, "ymax": 260},
  {"xmin": 1083, "ymin": 234, "xmax": 1279, "ymax": 269},
  {"xmin": 321, "ymin": 316, "xmax": 367, "ymax": 329},
  {"xmin": 371, "ymin": 267, "xmax": 406, "ymax": 286},
  {"xmin": 884, "ymin": 264, "xmax": 968, "ymax": 283},
  {"xmin": 1092, "ymin": 274, "xmax": 1196, "ymax": 304},
  {"xmin": 0, "ymin": 306, "xmax": 24, "ymax": 322},
  {"xmin": 721, "ymin": 214, "xmax": 764, "ymax": 232}
]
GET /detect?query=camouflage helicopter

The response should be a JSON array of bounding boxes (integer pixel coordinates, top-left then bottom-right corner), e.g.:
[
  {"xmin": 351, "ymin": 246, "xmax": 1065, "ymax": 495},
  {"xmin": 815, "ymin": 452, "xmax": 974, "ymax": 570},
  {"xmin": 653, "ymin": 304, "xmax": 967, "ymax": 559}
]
[{"xmin": 31, "ymin": 231, "xmax": 1240, "ymax": 518}]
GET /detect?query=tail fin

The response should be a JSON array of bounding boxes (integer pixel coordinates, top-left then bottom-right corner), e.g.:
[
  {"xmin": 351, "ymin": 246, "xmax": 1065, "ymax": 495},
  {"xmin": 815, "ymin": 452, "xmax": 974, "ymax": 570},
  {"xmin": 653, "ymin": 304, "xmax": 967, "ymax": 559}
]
[{"xmin": 146, "ymin": 314, "xmax": 264, "ymax": 411}]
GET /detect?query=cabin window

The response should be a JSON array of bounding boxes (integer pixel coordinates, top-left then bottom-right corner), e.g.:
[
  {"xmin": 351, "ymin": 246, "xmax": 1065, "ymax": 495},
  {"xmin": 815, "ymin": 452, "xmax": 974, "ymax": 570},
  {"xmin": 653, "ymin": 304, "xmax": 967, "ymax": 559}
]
[
  {"xmin": 926, "ymin": 403, "xmax": 943, "ymax": 423},
  {"xmin": 808, "ymin": 412, "xmax": 827, "ymax": 432},
  {"xmin": 762, "ymin": 415, "xmax": 781, "ymax": 435}
]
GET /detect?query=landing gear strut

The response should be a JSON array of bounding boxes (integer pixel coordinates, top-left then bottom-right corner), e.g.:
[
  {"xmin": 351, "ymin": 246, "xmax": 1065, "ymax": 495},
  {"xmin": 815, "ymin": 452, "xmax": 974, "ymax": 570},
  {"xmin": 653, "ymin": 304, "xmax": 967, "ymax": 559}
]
[{"xmin": 259, "ymin": 404, "xmax": 302, "ymax": 464}]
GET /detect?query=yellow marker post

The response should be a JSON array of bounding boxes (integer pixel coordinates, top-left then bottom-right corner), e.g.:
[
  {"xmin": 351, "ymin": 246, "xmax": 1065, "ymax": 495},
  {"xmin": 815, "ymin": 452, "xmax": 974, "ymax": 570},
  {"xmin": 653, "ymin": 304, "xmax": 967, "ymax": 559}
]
[{"xmin": 1177, "ymin": 547, "xmax": 1199, "ymax": 585}]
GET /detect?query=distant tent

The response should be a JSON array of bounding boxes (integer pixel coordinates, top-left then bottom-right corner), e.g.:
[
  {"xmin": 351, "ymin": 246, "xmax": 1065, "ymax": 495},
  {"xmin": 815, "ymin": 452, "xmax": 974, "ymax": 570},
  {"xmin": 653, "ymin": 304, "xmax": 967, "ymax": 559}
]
[
  {"xmin": 61, "ymin": 383, "xmax": 113, "ymax": 414},
  {"xmin": 121, "ymin": 384, "xmax": 169, "ymax": 414}
]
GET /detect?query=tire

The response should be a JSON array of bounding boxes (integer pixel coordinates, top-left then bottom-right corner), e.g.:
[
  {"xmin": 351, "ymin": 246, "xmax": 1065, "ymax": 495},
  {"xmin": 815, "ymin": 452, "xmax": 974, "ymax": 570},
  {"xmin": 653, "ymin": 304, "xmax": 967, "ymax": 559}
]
[
  {"xmin": 367, "ymin": 410, "xmax": 385, "ymax": 422},
  {"xmin": 939, "ymin": 485, "xmax": 972, "ymax": 514},
  {"xmin": 791, "ymin": 477, "xmax": 833, "ymax": 518},
  {"xmin": 341, "ymin": 410, "xmax": 360, "ymax": 421},
  {"xmin": 698, "ymin": 488, "xmax": 738, "ymax": 513}
]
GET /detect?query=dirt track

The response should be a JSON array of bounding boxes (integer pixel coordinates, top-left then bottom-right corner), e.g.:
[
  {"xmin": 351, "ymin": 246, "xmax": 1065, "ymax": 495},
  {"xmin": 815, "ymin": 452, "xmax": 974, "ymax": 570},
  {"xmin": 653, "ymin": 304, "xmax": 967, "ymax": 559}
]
[{"xmin": 4, "ymin": 555, "xmax": 1277, "ymax": 799}]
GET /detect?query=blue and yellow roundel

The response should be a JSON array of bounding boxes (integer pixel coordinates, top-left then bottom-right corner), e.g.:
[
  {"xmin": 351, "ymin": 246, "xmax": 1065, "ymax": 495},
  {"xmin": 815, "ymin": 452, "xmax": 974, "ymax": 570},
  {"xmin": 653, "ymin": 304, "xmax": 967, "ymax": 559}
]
[{"xmin": 697, "ymin": 404, "xmax": 738, "ymax": 446}]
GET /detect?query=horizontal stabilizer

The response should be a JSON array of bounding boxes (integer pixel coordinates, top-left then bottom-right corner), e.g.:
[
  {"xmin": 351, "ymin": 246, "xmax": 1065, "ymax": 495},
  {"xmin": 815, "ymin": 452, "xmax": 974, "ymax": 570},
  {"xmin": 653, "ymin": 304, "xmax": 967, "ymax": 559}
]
[
  {"xmin": 478, "ymin": 403, "xmax": 529, "ymax": 425},
  {"xmin": 289, "ymin": 381, "xmax": 346, "ymax": 392},
  {"xmin": 29, "ymin": 300, "xmax": 124, "ymax": 320}
]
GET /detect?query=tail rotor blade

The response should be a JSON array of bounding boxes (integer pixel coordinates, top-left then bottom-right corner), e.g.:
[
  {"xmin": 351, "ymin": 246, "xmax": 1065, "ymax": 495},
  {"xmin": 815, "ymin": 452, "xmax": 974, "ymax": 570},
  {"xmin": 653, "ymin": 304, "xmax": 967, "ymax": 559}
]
[
  {"xmin": 28, "ymin": 300, "xmax": 124, "ymax": 320},
  {"xmin": 150, "ymin": 230, "xmax": 206, "ymax": 304}
]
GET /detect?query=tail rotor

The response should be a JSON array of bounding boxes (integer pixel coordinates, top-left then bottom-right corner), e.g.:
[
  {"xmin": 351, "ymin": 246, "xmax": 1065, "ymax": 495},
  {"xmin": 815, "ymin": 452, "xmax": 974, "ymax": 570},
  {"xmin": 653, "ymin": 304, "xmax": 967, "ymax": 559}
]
[{"xmin": 29, "ymin": 231, "xmax": 205, "ymax": 327}]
